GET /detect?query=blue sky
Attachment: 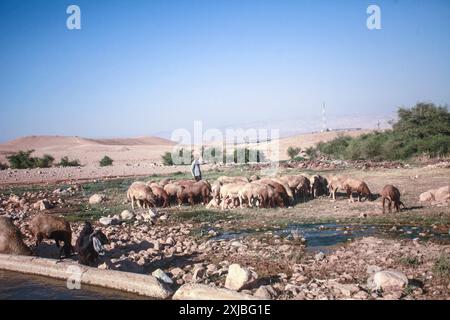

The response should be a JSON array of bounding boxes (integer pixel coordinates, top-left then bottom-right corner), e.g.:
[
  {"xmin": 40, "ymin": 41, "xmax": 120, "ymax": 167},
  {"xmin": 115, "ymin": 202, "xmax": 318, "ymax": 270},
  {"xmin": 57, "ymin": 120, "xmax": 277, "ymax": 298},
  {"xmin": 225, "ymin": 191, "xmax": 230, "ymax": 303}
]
[{"xmin": 0, "ymin": 0, "xmax": 449, "ymax": 142}]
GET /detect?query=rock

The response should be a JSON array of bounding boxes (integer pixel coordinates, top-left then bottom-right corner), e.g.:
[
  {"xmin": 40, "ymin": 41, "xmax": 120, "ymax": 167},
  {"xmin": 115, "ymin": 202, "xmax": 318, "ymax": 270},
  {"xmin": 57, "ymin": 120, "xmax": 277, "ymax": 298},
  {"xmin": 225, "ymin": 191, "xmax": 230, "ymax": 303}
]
[
  {"xmin": 254, "ymin": 285, "xmax": 276, "ymax": 299},
  {"xmin": 120, "ymin": 210, "xmax": 134, "ymax": 220},
  {"xmin": 173, "ymin": 284, "xmax": 261, "ymax": 300},
  {"xmin": 332, "ymin": 283, "xmax": 360, "ymax": 297},
  {"xmin": 89, "ymin": 194, "xmax": 106, "ymax": 204},
  {"xmin": 224, "ymin": 264, "xmax": 258, "ymax": 291},
  {"xmin": 315, "ymin": 252, "xmax": 326, "ymax": 261},
  {"xmin": 99, "ymin": 216, "xmax": 120, "ymax": 226},
  {"xmin": 152, "ymin": 269, "xmax": 174, "ymax": 285},
  {"xmin": 369, "ymin": 270, "xmax": 408, "ymax": 292},
  {"xmin": 33, "ymin": 199, "xmax": 52, "ymax": 211},
  {"xmin": 170, "ymin": 267, "xmax": 185, "ymax": 278}
]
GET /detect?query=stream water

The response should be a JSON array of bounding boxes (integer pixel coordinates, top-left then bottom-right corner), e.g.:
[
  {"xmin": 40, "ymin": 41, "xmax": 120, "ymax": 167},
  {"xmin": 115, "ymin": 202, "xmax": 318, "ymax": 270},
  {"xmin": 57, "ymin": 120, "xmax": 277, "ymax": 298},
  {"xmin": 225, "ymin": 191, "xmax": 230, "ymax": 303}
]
[{"xmin": 0, "ymin": 270, "xmax": 147, "ymax": 300}]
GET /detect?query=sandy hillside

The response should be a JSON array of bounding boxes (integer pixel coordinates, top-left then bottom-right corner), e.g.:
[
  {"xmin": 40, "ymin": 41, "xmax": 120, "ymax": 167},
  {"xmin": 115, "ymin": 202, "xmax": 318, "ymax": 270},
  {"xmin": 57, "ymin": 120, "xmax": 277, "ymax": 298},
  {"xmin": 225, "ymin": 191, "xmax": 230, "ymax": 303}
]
[
  {"xmin": 0, "ymin": 130, "xmax": 371, "ymax": 184},
  {"xmin": 0, "ymin": 135, "xmax": 176, "ymax": 166}
]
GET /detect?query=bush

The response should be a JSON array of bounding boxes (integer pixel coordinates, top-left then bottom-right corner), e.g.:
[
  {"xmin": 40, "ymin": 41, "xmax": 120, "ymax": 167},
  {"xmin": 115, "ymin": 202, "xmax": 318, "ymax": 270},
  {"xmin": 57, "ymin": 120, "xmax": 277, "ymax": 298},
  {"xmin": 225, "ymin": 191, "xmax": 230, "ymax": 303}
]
[
  {"xmin": 287, "ymin": 146, "xmax": 301, "ymax": 160},
  {"xmin": 161, "ymin": 152, "xmax": 174, "ymax": 166},
  {"xmin": 99, "ymin": 155, "xmax": 113, "ymax": 167},
  {"xmin": 58, "ymin": 156, "xmax": 81, "ymax": 167},
  {"xmin": 7, "ymin": 150, "xmax": 54, "ymax": 169},
  {"xmin": 311, "ymin": 102, "xmax": 450, "ymax": 161}
]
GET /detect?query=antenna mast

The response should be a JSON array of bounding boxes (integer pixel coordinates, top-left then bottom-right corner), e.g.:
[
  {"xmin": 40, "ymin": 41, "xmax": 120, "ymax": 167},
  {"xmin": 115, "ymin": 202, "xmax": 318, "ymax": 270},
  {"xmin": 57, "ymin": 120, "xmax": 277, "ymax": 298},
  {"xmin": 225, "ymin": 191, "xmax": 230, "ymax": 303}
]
[{"xmin": 322, "ymin": 102, "xmax": 327, "ymax": 132}]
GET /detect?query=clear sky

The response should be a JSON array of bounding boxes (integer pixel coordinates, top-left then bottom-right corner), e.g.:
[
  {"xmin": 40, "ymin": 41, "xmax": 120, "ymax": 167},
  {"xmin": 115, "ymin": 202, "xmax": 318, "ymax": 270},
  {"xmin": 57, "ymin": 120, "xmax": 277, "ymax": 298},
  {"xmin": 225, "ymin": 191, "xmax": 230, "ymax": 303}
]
[{"xmin": 0, "ymin": 0, "xmax": 449, "ymax": 142}]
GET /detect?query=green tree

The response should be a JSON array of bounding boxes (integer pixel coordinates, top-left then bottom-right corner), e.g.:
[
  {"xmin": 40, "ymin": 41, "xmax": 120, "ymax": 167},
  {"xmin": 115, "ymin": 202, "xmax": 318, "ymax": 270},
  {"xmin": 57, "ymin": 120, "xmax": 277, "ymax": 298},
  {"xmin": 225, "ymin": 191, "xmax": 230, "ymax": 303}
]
[{"xmin": 287, "ymin": 146, "xmax": 301, "ymax": 160}]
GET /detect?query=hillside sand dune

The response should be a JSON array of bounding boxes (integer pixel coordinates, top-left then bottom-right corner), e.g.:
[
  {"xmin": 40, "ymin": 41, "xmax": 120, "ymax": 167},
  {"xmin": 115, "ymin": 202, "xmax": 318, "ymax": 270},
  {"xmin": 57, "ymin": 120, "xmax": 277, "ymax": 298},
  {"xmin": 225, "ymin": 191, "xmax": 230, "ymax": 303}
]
[{"xmin": 0, "ymin": 130, "xmax": 370, "ymax": 185}]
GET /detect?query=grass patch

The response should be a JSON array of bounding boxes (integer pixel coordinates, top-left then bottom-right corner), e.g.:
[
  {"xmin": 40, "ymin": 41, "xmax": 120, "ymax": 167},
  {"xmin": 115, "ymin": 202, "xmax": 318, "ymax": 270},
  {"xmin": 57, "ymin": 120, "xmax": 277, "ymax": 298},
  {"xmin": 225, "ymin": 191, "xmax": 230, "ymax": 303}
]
[
  {"xmin": 433, "ymin": 254, "xmax": 450, "ymax": 279},
  {"xmin": 398, "ymin": 255, "xmax": 422, "ymax": 268}
]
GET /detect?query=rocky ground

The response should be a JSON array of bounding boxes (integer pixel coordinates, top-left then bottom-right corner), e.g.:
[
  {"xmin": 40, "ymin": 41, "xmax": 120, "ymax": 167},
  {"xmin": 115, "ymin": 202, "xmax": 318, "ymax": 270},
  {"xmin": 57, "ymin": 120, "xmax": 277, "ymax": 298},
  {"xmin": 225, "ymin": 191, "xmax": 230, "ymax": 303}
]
[{"xmin": 0, "ymin": 164, "xmax": 449, "ymax": 300}]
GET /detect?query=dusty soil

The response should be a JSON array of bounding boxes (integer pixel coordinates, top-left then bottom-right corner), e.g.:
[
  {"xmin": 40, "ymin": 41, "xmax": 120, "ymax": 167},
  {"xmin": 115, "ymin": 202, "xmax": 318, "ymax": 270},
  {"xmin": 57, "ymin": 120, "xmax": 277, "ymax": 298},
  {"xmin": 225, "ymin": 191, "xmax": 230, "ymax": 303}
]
[{"xmin": 0, "ymin": 163, "xmax": 449, "ymax": 300}]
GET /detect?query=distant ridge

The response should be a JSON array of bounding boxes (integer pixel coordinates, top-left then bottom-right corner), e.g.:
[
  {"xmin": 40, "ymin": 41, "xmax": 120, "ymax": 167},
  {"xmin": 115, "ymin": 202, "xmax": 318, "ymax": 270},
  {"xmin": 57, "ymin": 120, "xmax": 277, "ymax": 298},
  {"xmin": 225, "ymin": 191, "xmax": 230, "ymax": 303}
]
[{"xmin": 0, "ymin": 135, "xmax": 175, "ymax": 150}]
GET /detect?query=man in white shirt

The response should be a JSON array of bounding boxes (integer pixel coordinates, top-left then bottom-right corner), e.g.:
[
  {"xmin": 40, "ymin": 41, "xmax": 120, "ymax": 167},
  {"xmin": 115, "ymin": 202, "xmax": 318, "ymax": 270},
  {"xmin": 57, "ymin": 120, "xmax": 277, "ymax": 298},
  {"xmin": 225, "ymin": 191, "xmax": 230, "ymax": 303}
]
[{"xmin": 191, "ymin": 157, "xmax": 202, "ymax": 181}]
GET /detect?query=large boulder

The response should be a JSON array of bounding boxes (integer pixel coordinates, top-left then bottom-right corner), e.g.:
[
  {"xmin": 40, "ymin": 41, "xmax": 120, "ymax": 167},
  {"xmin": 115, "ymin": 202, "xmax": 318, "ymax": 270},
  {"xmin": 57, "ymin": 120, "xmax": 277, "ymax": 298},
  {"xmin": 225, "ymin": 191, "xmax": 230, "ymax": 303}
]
[
  {"xmin": 89, "ymin": 194, "xmax": 106, "ymax": 205},
  {"xmin": 173, "ymin": 284, "xmax": 261, "ymax": 300},
  {"xmin": 368, "ymin": 270, "xmax": 408, "ymax": 292},
  {"xmin": 224, "ymin": 264, "xmax": 258, "ymax": 291},
  {"xmin": 419, "ymin": 186, "xmax": 450, "ymax": 203}
]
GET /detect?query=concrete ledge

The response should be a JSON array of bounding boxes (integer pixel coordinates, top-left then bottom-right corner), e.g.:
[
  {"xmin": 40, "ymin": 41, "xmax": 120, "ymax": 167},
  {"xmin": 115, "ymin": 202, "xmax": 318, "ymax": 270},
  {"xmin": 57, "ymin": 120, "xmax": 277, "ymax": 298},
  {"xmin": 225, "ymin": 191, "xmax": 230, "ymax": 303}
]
[
  {"xmin": 173, "ymin": 284, "xmax": 262, "ymax": 300},
  {"xmin": 0, "ymin": 254, "xmax": 173, "ymax": 299}
]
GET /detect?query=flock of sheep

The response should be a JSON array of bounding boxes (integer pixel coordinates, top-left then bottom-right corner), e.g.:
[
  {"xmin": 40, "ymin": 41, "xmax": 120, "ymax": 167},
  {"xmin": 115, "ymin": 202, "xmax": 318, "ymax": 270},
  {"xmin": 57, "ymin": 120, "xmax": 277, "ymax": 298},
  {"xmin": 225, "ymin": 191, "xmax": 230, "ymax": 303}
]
[
  {"xmin": 126, "ymin": 173, "xmax": 405, "ymax": 214},
  {"xmin": 0, "ymin": 172, "xmax": 409, "ymax": 268}
]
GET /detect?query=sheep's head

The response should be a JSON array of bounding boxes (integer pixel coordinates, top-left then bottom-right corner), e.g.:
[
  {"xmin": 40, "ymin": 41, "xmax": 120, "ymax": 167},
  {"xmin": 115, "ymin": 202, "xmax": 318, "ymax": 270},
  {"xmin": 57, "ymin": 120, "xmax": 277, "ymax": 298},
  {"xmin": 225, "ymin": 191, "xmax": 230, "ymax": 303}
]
[{"xmin": 148, "ymin": 207, "xmax": 159, "ymax": 225}]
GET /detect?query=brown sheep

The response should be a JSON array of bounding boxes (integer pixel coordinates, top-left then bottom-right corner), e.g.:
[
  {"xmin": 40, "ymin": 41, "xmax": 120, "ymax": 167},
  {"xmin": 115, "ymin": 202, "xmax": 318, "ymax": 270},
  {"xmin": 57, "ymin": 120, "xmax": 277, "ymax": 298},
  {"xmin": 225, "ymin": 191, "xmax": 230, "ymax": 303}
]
[
  {"xmin": 310, "ymin": 175, "xmax": 329, "ymax": 198},
  {"xmin": 295, "ymin": 176, "xmax": 311, "ymax": 202},
  {"xmin": 127, "ymin": 182, "xmax": 156, "ymax": 209},
  {"xmin": 255, "ymin": 179, "xmax": 286, "ymax": 207},
  {"xmin": 342, "ymin": 178, "xmax": 373, "ymax": 202},
  {"xmin": 270, "ymin": 178, "xmax": 295, "ymax": 205},
  {"xmin": 147, "ymin": 182, "xmax": 169, "ymax": 207},
  {"xmin": 29, "ymin": 215, "xmax": 73, "ymax": 259},
  {"xmin": 0, "ymin": 216, "xmax": 32, "ymax": 256},
  {"xmin": 380, "ymin": 185, "xmax": 406, "ymax": 213},
  {"xmin": 178, "ymin": 180, "xmax": 211, "ymax": 206}
]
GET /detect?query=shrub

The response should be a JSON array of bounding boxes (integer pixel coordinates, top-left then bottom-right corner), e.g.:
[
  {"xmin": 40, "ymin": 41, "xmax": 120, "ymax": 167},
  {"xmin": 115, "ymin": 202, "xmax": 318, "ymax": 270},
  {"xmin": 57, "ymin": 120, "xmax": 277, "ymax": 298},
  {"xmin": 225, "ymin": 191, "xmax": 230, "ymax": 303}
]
[
  {"xmin": 99, "ymin": 155, "xmax": 113, "ymax": 167},
  {"xmin": 311, "ymin": 102, "xmax": 450, "ymax": 161},
  {"xmin": 58, "ymin": 156, "xmax": 81, "ymax": 167},
  {"xmin": 161, "ymin": 152, "xmax": 174, "ymax": 166},
  {"xmin": 7, "ymin": 150, "xmax": 54, "ymax": 169},
  {"xmin": 34, "ymin": 154, "xmax": 55, "ymax": 168},
  {"xmin": 287, "ymin": 146, "xmax": 301, "ymax": 160}
]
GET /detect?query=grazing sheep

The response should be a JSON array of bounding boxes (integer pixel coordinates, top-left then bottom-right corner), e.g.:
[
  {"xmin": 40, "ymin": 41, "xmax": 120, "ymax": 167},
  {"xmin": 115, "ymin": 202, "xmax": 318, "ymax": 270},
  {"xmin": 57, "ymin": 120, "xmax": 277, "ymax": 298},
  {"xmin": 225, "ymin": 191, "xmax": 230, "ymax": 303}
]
[
  {"xmin": 254, "ymin": 179, "xmax": 286, "ymax": 207},
  {"xmin": 163, "ymin": 183, "xmax": 185, "ymax": 205},
  {"xmin": 147, "ymin": 183, "xmax": 169, "ymax": 207},
  {"xmin": 29, "ymin": 215, "xmax": 73, "ymax": 259},
  {"xmin": 0, "ymin": 216, "xmax": 32, "ymax": 256},
  {"xmin": 380, "ymin": 185, "xmax": 406, "ymax": 213},
  {"xmin": 178, "ymin": 180, "xmax": 212, "ymax": 206},
  {"xmin": 310, "ymin": 175, "xmax": 329, "ymax": 198},
  {"xmin": 327, "ymin": 175, "xmax": 348, "ymax": 200},
  {"xmin": 277, "ymin": 175, "xmax": 309, "ymax": 202},
  {"xmin": 127, "ymin": 182, "xmax": 156, "ymax": 209},
  {"xmin": 342, "ymin": 178, "xmax": 372, "ymax": 202},
  {"xmin": 238, "ymin": 183, "xmax": 269, "ymax": 208},
  {"xmin": 75, "ymin": 221, "xmax": 109, "ymax": 267},
  {"xmin": 220, "ymin": 183, "xmax": 246, "ymax": 210},
  {"xmin": 295, "ymin": 176, "xmax": 311, "ymax": 202},
  {"xmin": 158, "ymin": 178, "xmax": 172, "ymax": 187},
  {"xmin": 270, "ymin": 178, "xmax": 295, "ymax": 205}
]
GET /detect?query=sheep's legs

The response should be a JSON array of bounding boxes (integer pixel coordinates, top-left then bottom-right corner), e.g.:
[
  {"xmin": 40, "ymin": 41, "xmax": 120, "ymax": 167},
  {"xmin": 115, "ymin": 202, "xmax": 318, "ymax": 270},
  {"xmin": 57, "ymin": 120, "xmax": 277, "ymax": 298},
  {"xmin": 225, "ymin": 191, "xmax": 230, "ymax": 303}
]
[{"xmin": 382, "ymin": 198, "xmax": 386, "ymax": 214}]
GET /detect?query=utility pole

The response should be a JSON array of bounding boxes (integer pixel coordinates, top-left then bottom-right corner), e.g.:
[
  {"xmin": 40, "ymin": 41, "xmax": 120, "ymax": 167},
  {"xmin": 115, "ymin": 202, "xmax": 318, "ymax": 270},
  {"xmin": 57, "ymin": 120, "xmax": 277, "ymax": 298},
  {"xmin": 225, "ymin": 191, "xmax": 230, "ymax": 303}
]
[
  {"xmin": 322, "ymin": 102, "xmax": 327, "ymax": 132},
  {"xmin": 377, "ymin": 120, "xmax": 380, "ymax": 130}
]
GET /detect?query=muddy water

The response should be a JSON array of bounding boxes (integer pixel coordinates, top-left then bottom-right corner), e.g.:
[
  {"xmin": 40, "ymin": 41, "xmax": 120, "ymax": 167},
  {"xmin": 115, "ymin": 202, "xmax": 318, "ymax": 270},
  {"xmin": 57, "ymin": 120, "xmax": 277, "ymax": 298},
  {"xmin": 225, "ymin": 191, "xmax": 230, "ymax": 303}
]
[
  {"xmin": 0, "ymin": 270, "xmax": 148, "ymax": 300},
  {"xmin": 211, "ymin": 223, "xmax": 450, "ymax": 252}
]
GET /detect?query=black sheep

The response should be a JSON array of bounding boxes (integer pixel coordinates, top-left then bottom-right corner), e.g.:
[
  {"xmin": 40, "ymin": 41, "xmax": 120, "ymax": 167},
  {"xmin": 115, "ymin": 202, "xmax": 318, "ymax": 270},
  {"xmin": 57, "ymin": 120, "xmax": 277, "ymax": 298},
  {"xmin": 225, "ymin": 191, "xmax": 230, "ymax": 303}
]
[{"xmin": 75, "ymin": 222, "xmax": 109, "ymax": 267}]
